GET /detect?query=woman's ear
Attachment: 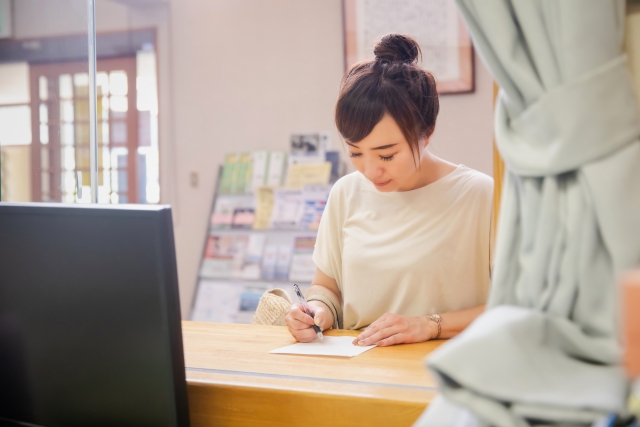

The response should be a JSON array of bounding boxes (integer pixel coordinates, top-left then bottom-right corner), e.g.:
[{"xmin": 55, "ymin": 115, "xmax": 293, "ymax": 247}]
[{"xmin": 423, "ymin": 126, "xmax": 435, "ymax": 148}]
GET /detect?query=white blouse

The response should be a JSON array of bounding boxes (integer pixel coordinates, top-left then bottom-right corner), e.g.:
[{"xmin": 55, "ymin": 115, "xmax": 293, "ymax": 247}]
[{"xmin": 313, "ymin": 165, "xmax": 494, "ymax": 330}]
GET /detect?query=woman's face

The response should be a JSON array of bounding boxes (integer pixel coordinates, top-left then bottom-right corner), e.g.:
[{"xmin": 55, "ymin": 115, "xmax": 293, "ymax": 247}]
[{"xmin": 346, "ymin": 113, "xmax": 425, "ymax": 192}]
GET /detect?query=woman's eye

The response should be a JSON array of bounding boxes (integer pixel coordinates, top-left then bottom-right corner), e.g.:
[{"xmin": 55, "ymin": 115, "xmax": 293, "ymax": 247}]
[
  {"xmin": 349, "ymin": 152, "xmax": 362, "ymax": 158},
  {"xmin": 380, "ymin": 155, "xmax": 394, "ymax": 162}
]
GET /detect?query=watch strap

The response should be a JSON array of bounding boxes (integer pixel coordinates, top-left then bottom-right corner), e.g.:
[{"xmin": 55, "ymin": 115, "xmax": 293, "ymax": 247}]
[{"xmin": 429, "ymin": 314, "xmax": 442, "ymax": 339}]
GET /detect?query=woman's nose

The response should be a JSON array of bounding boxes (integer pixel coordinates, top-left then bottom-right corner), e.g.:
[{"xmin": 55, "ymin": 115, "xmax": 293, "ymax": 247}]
[{"xmin": 363, "ymin": 158, "xmax": 384, "ymax": 181}]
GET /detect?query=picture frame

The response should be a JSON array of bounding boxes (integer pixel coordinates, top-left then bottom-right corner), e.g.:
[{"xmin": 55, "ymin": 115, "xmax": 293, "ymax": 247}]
[{"xmin": 342, "ymin": 0, "xmax": 475, "ymax": 94}]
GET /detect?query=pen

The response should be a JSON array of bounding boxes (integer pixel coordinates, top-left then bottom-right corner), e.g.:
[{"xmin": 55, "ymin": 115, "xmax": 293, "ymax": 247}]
[{"xmin": 293, "ymin": 284, "xmax": 324, "ymax": 341}]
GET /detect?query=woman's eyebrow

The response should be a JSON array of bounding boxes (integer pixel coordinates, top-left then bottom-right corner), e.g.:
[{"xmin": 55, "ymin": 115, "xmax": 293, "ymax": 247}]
[
  {"xmin": 345, "ymin": 142, "xmax": 398, "ymax": 150},
  {"xmin": 372, "ymin": 143, "xmax": 398, "ymax": 150}
]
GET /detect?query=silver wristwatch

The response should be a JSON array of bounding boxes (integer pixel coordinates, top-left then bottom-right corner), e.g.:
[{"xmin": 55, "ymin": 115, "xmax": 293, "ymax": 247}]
[{"xmin": 429, "ymin": 314, "xmax": 442, "ymax": 339}]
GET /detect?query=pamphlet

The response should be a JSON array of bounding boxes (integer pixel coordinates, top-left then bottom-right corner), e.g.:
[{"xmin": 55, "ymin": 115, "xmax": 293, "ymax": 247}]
[
  {"xmin": 300, "ymin": 185, "xmax": 331, "ymax": 230},
  {"xmin": 242, "ymin": 234, "xmax": 266, "ymax": 280},
  {"xmin": 231, "ymin": 152, "xmax": 251, "ymax": 194},
  {"xmin": 210, "ymin": 197, "xmax": 236, "ymax": 229},
  {"xmin": 191, "ymin": 281, "xmax": 242, "ymax": 323},
  {"xmin": 219, "ymin": 153, "xmax": 239, "ymax": 194},
  {"xmin": 253, "ymin": 187, "xmax": 275, "ymax": 229},
  {"xmin": 285, "ymin": 162, "xmax": 331, "ymax": 189},
  {"xmin": 251, "ymin": 150, "xmax": 269, "ymax": 192},
  {"xmin": 231, "ymin": 208, "xmax": 255, "ymax": 229},
  {"xmin": 289, "ymin": 236, "xmax": 317, "ymax": 282},
  {"xmin": 270, "ymin": 189, "xmax": 304, "ymax": 229},
  {"xmin": 192, "ymin": 281, "xmax": 268, "ymax": 324},
  {"xmin": 290, "ymin": 133, "xmax": 327, "ymax": 164},
  {"xmin": 266, "ymin": 151, "xmax": 287, "ymax": 187},
  {"xmin": 199, "ymin": 235, "xmax": 235, "ymax": 278},
  {"xmin": 261, "ymin": 245, "xmax": 278, "ymax": 280},
  {"xmin": 211, "ymin": 194, "xmax": 254, "ymax": 230},
  {"xmin": 236, "ymin": 286, "xmax": 269, "ymax": 324},
  {"xmin": 200, "ymin": 235, "xmax": 251, "ymax": 280},
  {"xmin": 325, "ymin": 151, "xmax": 341, "ymax": 184},
  {"xmin": 230, "ymin": 235, "xmax": 249, "ymax": 279},
  {"xmin": 275, "ymin": 245, "xmax": 293, "ymax": 281}
]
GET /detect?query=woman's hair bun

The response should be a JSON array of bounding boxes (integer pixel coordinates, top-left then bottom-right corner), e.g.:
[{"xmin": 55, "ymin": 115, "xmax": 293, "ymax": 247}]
[{"xmin": 373, "ymin": 34, "xmax": 421, "ymax": 64}]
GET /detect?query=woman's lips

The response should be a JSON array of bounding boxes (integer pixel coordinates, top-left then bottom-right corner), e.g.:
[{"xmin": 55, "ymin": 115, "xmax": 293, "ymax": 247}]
[{"xmin": 374, "ymin": 179, "xmax": 391, "ymax": 187}]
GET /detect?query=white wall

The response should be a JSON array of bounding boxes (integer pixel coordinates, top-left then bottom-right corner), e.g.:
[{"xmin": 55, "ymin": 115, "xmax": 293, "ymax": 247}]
[
  {"xmin": 430, "ymin": 53, "xmax": 494, "ymax": 174},
  {"xmin": 12, "ymin": 0, "xmax": 495, "ymax": 318}
]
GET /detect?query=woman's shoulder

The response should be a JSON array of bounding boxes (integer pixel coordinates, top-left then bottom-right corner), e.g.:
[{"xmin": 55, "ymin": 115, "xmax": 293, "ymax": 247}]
[
  {"xmin": 448, "ymin": 165, "xmax": 494, "ymax": 201},
  {"xmin": 457, "ymin": 165, "xmax": 493, "ymax": 186},
  {"xmin": 330, "ymin": 171, "xmax": 370, "ymax": 195}
]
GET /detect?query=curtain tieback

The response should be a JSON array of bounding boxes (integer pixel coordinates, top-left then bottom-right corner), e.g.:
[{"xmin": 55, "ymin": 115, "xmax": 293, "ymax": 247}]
[{"xmin": 496, "ymin": 55, "xmax": 640, "ymax": 177}]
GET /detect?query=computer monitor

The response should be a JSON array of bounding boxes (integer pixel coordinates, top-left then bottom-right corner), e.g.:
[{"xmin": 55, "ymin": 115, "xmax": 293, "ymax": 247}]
[{"xmin": 0, "ymin": 203, "xmax": 190, "ymax": 427}]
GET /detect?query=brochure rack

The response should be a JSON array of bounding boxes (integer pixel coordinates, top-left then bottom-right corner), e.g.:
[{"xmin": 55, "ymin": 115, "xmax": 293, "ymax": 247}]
[{"xmin": 191, "ymin": 163, "xmax": 335, "ymax": 324}]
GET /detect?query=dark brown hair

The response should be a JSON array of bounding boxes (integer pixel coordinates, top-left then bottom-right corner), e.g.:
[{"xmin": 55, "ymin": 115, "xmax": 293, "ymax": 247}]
[{"xmin": 335, "ymin": 34, "xmax": 439, "ymax": 162}]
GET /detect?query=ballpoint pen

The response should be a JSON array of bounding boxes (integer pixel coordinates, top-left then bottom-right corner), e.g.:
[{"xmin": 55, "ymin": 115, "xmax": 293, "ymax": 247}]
[{"xmin": 293, "ymin": 284, "xmax": 324, "ymax": 342}]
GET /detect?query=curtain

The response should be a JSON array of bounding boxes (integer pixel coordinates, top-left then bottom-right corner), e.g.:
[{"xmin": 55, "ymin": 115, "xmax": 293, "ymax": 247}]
[{"xmin": 415, "ymin": 1, "xmax": 640, "ymax": 426}]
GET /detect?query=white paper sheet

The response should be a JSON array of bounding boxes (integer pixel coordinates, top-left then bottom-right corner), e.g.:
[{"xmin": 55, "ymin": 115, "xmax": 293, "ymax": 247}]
[{"xmin": 269, "ymin": 336, "xmax": 376, "ymax": 358}]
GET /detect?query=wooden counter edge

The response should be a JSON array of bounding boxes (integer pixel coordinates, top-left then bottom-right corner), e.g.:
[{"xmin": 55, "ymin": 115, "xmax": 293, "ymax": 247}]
[{"xmin": 187, "ymin": 377, "xmax": 432, "ymax": 427}]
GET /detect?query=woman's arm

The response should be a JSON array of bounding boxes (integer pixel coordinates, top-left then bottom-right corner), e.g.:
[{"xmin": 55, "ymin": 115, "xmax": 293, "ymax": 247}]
[
  {"xmin": 433, "ymin": 305, "xmax": 485, "ymax": 339},
  {"xmin": 285, "ymin": 268, "xmax": 343, "ymax": 342},
  {"xmin": 354, "ymin": 305, "xmax": 485, "ymax": 347}
]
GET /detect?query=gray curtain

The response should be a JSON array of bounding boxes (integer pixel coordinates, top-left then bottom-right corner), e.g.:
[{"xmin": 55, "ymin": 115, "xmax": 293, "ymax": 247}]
[{"xmin": 415, "ymin": 1, "xmax": 640, "ymax": 426}]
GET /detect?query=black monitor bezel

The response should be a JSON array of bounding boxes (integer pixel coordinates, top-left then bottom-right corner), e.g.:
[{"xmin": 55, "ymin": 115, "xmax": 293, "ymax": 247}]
[{"xmin": 0, "ymin": 202, "xmax": 190, "ymax": 427}]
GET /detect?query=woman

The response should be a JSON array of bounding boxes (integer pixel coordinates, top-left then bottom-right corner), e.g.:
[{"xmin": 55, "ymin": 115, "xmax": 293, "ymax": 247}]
[{"xmin": 285, "ymin": 34, "xmax": 493, "ymax": 347}]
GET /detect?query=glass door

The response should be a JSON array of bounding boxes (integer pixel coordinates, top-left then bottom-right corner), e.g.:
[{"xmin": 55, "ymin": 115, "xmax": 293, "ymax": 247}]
[
  {"xmin": 29, "ymin": 58, "xmax": 139, "ymax": 203},
  {"xmin": 1, "ymin": 2, "xmax": 159, "ymax": 205},
  {"xmin": 0, "ymin": 0, "xmax": 91, "ymax": 204},
  {"xmin": 0, "ymin": 63, "xmax": 32, "ymax": 202}
]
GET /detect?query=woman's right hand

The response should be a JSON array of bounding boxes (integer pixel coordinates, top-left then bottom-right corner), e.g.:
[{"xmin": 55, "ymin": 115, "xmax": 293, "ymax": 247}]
[{"xmin": 285, "ymin": 301, "xmax": 333, "ymax": 342}]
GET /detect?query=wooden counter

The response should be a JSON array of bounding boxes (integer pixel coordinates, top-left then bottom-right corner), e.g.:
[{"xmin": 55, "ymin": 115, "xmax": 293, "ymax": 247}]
[{"xmin": 182, "ymin": 322, "xmax": 442, "ymax": 427}]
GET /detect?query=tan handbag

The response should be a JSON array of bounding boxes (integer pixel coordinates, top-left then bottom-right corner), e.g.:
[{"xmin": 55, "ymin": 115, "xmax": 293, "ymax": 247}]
[{"xmin": 252, "ymin": 288, "xmax": 292, "ymax": 326}]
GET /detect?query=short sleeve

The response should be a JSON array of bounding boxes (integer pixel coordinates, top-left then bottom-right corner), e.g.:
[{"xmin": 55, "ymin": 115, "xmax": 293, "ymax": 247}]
[{"xmin": 312, "ymin": 179, "xmax": 345, "ymax": 291}]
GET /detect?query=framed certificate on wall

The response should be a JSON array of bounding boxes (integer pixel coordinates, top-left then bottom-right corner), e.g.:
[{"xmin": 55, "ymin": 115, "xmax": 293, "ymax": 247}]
[{"xmin": 343, "ymin": 0, "xmax": 475, "ymax": 94}]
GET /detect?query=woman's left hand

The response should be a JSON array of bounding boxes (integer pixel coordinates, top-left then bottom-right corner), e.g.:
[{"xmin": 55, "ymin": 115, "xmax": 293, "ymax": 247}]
[{"xmin": 352, "ymin": 313, "xmax": 435, "ymax": 347}]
